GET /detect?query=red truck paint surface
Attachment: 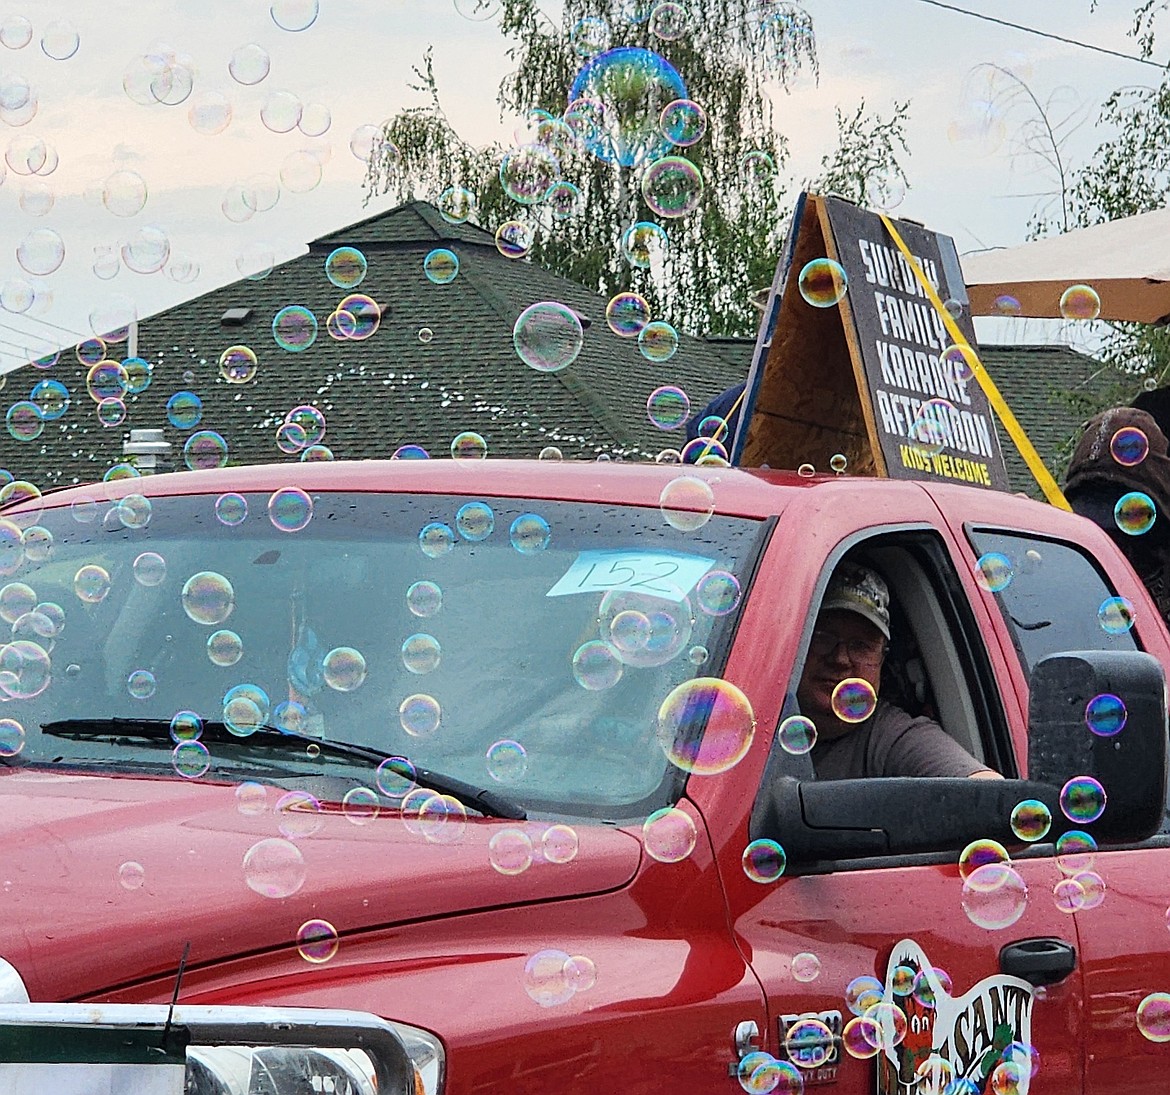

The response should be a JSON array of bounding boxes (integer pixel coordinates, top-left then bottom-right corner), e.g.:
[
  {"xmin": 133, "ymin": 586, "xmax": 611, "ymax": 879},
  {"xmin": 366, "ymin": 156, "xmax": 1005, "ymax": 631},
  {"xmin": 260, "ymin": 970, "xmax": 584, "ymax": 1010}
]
[{"xmin": 3, "ymin": 461, "xmax": 1168, "ymax": 1093}]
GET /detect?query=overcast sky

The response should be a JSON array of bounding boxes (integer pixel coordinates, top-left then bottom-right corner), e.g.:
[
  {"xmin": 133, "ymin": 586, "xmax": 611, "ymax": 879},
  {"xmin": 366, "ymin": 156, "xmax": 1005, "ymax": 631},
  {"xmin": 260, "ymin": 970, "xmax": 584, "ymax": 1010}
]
[{"xmin": 0, "ymin": 0, "xmax": 1157, "ymax": 372}]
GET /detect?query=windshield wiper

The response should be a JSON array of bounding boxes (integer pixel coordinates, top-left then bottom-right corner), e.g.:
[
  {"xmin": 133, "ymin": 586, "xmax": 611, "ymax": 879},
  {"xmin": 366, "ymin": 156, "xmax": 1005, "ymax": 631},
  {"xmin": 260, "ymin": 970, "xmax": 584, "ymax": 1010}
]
[{"xmin": 40, "ymin": 718, "xmax": 526, "ymax": 820}]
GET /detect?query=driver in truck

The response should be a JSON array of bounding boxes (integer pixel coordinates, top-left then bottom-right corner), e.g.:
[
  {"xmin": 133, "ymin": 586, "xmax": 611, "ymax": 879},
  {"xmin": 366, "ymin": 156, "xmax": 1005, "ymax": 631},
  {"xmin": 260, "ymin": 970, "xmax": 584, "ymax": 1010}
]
[{"xmin": 798, "ymin": 561, "xmax": 1002, "ymax": 781}]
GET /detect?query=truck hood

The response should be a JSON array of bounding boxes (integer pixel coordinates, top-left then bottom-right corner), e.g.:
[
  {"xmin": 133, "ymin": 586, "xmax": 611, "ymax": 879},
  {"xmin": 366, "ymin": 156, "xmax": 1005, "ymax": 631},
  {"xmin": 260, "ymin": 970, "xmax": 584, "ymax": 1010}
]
[{"xmin": 0, "ymin": 769, "xmax": 643, "ymax": 1002}]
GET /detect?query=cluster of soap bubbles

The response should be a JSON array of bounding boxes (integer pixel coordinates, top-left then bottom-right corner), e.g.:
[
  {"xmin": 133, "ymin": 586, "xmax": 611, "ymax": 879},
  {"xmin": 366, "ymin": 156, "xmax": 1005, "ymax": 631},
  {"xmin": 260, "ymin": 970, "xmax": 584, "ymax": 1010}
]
[{"xmin": 489, "ymin": 822, "xmax": 579, "ymax": 875}]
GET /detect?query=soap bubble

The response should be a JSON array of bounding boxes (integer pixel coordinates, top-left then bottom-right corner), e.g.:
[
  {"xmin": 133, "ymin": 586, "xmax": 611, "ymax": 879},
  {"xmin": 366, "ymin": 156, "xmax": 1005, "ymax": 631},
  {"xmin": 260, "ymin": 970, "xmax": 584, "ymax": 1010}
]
[
  {"xmin": 172, "ymin": 740, "xmax": 211, "ymax": 779},
  {"xmin": 641, "ymin": 155, "xmax": 703, "ymax": 217},
  {"xmin": 572, "ymin": 640, "xmax": 623, "ymax": 690},
  {"xmin": 522, "ymin": 948, "xmax": 575, "ymax": 1007},
  {"xmin": 659, "ymin": 98, "xmax": 706, "ymax": 146},
  {"xmin": 606, "ymin": 291, "xmax": 651, "ymax": 337},
  {"xmin": 402, "ymin": 633, "xmax": 441, "ymax": 675},
  {"xmin": 0, "ymin": 15, "xmax": 32, "ymax": 50},
  {"xmin": 494, "ymin": 220, "xmax": 534, "ymax": 258},
  {"xmin": 243, "ymin": 837, "xmax": 305, "ymax": 898},
  {"xmin": 1059, "ymin": 284, "xmax": 1101, "ymax": 321},
  {"xmin": 455, "ymin": 501, "xmax": 494, "ymax": 542},
  {"xmin": 1111, "ymin": 426, "xmax": 1149, "ymax": 468},
  {"xmin": 510, "ymin": 514, "xmax": 551, "ymax": 554},
  {"xmin": 513, "ymin": 301, "xmax": 583, "ymax": 373},
  {"xmin": 324, "ymin": 646, "xmax": 367, "ymax": 691},
  {"xmin": 777, "ymin": 715, "xmax": 817, "ymax": 755},
  {"xmin": 271, "ymin": 0, "xmax": 320, "ymax": 32},
  {"xmin": 831, "ymin": 678, "xmax": 876, "ymax": 723},
  {"xmin": 656, "ymin": 677, "xmax": 755, "ymax": 775},
  {"xmin": 571, "ymin": 15, "xmax": 611, "ymax": 56},
  {"xmin": 1010, "ymin": 799, "xmax": 1052, "ymax": 842},
  {"xmin": 1098, "ymin": 595, "xmax": 1136, "ymax": 634},
  {"xmin": 845, "ymin": 976, "xmax": 885, "ymax": 1016},
  {"xmin": 419, "ymin": 522, "xmax": 455, "ymax": 558},
  {"xmin": 959, "ymin": 837, "xmax": 1010, "ymax": 881},
  {"xmin": 500, "ymin": 144, "xmax": 561, "ymax": 205},
  {"xmin": 909, "ymin": 398, "xmax": 956, "ymax": 457},
  {"xmin": 0, "ymin": 718, "xmax": 24, "ymax": 757},
  {"xmin": 1114, "ymin": 491, "xmax": 1156, "ymax": 536},
  {"xmin": 865, "ymin": 170, "xmax": 907, "ymax": 212},
  {"xmin": 798, "ymin": 258, "xmax": 848, "ymax": 307},
  {"xmin": 260, "ymin": 89, "xmax": 302, "ymax": 133},
  {"xmin": 544, "ymin": 180, "xmax": 581, "ymax": 221},
  {"xmin": 325, "ymin": 246, "xmax": 367, "ymax": 289},
  {"xmin": 638, "ymin": 320, "xmax": 678, "ymax": 362},
  {"xmin": 188, "ymin": 91, "xmax": 232, "ymax": 135},
  {"xmin": 184, "ymin": 431, "xmax": 229, "ymax": 471},
  {"xmin": 486, "ymin": 739, "xmax": 528, "ymax": 783},
  {"xmin": 1137, "ymin": 992, "xmax": 1170, "ymax": 1042},
  {"xmin": 961, "ymin": 863, "xmax": 1028, "ymax": 929},
  {"xmin": 1084, "ymin": 692, "xmax": 1126, "ymax": 737},
  {"xmin": 642, "ymin": 805, "xmax": 697, "ymax": 862},
  {"xmin": 660, "ymin": 475, "xmax": 714, "ymax": 530},
  {"xmin": 489, "ymin": 828, "xmax": 533, "ymax": 875},
  {"xmin": 121, "ymin": 225, "xmax": 170, "ymax": 273},
  {"xmin": 16, "ymin": 227, "xmax": 64, "ymax": 275},
  {"xmin": 40, "ymin": 20, "xmax": 80, "ymax": 60},
  {"xmin": 567, "ymin": 47, "xmax": 686, "ymax": 166},
  {"xmin": 1056, "ymin": 830, "xmax": 1097, "ymax": 875},
  {"xmin": 181, "ymin": 571, "xmax": 235, "ymax": 625},
  {"xmin": 786, "ymin": 1017, "xmax": 834, "ymax": 1070},
  {"xmin": 649, "ymin": 1, "xmax": 689, "ymax": 40},
  {"xmin": 101, "ymin": 168, "xmax": 148, "ymax": 217},
  {"xmin": 229, "ymin": 43, "xmax": 270, "ymax": 85},
  {"xmin": 975, "ymin": 552, "xmax": 1013, "ymax": 593},
  {"xmin": 207, "ymin": 630, "xmax": 243, "ymax": 667},
  {"xmin": 423, "ymin": 248, "xmax": 459, "ymax": 285},
  {"xmin": 268, "ymin": 488, "xmax": 313, "ymax": 532},
  {"xmin": 646, "ymin": 385, "xmax": 689, "ymax": 429},
  {"xmin": 406, "ymin": 581, "xmax": 442, "ymax": 619},
  {"xmin": 1059, "ymin": 775, "xmax": 1106, "ymax": 824},
  {"xmin": 543, "ymin": 824, "xmax": 579, "ymax": 863},
  {"xmin": 272, "ymin": 305, "xmax": 318, "ymax": 351},
  {"xmin": 451, "ymin": 431, "xmax": 488, "ymax": 461},
  {"xmin": 742, "ymin": 838, "xmax": 786, "ymax": 882},
  {"xmin": 437, "ymin": 186, "xmax": 475, "ymax": 224},
  {"xmin": 621, "ymin": 220, "xmax": 667, "ymax": 268}
]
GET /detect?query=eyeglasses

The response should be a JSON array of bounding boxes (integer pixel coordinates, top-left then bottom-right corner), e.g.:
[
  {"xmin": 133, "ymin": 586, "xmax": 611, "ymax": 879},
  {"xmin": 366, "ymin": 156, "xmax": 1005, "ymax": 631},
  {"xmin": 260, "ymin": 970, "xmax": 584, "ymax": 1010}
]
[{"xmin": 808, "ymin": 629, "xmax": 887, "ymax": 662}]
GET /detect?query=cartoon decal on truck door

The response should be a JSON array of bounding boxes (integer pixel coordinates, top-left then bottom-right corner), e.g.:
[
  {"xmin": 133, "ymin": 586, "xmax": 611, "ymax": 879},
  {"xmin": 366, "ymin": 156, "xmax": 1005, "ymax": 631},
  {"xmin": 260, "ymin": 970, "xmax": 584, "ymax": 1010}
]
[{"xmin": 877, "ymin": 940, "xmax": 1033, "ymax": 1095}]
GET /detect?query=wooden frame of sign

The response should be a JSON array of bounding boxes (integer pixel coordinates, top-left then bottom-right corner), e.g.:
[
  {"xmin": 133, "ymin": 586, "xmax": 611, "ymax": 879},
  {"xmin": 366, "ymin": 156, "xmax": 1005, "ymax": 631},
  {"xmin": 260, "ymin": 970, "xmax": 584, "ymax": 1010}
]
[{"xmin": 736, "ymin": 192, "xmax": 1009, "ymax": 492}]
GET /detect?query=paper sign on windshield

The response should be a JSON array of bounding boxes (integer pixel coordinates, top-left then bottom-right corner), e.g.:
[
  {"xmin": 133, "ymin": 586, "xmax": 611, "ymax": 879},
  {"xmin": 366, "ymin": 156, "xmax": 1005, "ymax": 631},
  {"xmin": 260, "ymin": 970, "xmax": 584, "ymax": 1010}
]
[{"xmin": 546, "ymin": 550, "xmax": 716, "ymax": 602}]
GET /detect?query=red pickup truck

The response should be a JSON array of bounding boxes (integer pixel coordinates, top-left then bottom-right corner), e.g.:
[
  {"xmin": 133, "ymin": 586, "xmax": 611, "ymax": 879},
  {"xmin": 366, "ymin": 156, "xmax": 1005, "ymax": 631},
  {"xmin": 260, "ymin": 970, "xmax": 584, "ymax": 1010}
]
[{"xmin": 0, "ymin": 459, "xmax": 1165, "ymax": 1095}]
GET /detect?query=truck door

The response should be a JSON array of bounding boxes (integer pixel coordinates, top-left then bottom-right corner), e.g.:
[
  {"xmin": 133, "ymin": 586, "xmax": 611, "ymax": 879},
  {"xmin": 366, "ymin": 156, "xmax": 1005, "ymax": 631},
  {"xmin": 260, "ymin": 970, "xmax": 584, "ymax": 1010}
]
[
  {"xmin": 964, "ymin": 526, "xmax": 1170, "ymax": 1093},
  {"xmin": 721, "ymin": 526, "xmax": 1085, "ymax": 1095}
]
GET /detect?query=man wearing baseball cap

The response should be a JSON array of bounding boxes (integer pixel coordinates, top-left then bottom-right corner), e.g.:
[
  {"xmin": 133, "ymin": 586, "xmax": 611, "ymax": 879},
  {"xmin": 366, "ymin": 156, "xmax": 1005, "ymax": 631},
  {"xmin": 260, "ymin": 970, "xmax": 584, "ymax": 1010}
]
[{"xmin": 798, "ymin": 561, "xmax": 1001, "ymax": 780}]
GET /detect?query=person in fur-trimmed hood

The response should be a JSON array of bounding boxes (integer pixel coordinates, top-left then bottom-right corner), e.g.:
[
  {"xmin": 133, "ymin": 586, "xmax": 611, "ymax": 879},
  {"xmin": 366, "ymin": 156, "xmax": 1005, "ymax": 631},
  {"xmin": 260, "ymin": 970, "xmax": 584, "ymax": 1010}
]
[{"xmin": 1064, "ymin": 405, "xmax": 1170, "ymax": 626}]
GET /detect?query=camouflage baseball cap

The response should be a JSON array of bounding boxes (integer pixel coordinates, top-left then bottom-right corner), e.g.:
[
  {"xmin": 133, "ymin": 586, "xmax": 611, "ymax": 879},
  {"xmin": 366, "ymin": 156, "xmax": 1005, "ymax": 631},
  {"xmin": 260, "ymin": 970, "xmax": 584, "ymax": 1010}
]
[{"xmin": 820, "ymin": 562, "xmax": 891, "ymax": 640}]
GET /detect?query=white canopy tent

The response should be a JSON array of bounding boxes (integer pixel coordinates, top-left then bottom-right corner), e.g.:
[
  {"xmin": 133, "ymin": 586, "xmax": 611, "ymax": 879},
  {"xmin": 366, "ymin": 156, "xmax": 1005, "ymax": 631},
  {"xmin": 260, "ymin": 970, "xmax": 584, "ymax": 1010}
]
[{"xmin": 962, "ymin": 207, "xmax": 1170, "ymax": 324}]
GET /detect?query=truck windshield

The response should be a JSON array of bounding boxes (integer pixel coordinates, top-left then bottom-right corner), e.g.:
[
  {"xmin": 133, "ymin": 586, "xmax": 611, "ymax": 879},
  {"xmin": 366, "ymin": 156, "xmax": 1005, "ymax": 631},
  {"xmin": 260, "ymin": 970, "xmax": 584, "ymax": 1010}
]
[{"xmin": 0, "ymin": 489, "xmax": 766, "ymax": 819}]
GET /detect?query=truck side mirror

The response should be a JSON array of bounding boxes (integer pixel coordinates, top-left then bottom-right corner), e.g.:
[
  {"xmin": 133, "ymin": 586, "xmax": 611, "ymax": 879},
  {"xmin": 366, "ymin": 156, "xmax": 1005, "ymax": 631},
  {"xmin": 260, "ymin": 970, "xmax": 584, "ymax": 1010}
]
[{"xmin": 1028, "ymin": 650, "xmax": 1168, "ymax": 844}]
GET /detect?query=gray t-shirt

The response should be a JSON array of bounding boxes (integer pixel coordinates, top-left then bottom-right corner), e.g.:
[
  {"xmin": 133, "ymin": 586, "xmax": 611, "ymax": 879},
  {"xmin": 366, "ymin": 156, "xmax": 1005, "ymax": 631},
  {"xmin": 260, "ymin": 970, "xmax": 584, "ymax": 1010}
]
[{"xmin": 811, "ymin": 700, "xmax": 987, "ymax": 780}]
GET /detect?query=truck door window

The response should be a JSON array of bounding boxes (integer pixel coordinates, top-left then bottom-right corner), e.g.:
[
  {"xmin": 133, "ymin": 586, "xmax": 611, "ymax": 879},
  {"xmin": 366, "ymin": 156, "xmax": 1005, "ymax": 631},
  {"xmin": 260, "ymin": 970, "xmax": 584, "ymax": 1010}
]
[
  {"xmin": 763, "ymin": 531, "xmax": 1013, "ymax": 787},
  {"xmin": 966, "ymin": 530, "xmax": 1138, "ymax": 677}
]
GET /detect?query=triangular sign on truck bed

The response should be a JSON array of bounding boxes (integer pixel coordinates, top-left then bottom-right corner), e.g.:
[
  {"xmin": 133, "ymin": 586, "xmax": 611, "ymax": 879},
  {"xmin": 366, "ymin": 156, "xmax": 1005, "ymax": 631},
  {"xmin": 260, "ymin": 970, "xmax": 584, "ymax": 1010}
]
[{"xmin": 734, "ymin": 192, "xmax": 1011, "ymax": 492}]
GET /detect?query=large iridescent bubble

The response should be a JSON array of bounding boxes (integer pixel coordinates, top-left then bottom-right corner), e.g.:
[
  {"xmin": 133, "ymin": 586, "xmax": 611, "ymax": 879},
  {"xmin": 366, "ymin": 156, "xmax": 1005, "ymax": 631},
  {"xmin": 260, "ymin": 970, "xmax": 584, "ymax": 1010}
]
[{"xmin": 568, "ymin": 47, "xmax": 686, "ymax": 166}]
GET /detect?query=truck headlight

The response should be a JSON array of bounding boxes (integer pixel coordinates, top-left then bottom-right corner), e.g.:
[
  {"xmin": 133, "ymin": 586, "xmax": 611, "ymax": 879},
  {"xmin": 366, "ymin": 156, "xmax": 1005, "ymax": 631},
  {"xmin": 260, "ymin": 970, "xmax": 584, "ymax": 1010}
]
[{"xmin": 0, "ymin": 1003, "xmax": 444, "ymax": 1095}]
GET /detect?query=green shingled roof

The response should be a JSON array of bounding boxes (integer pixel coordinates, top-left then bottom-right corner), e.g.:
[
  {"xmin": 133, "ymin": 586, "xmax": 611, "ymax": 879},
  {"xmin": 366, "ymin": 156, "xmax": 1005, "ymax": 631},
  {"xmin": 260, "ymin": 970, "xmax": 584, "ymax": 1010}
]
[
  {"xmin": 0, "ymin": 202, "xmax": 1121, "ymax": 495},
  {"xmin": 0, "ymin": 200, "xmax": 744, "ymax": 486}
]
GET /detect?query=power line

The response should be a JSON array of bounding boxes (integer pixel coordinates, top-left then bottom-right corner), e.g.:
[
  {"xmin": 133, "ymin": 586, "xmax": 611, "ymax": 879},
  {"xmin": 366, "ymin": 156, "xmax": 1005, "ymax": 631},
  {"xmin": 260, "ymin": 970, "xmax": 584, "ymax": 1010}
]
[
  {"xmin": 909, "ymin": 0, "xmax": 1168, "ymax": 69},
  {"xmin": 0, "ymin": 311, "xmax": 83, "ymax": 337}
]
